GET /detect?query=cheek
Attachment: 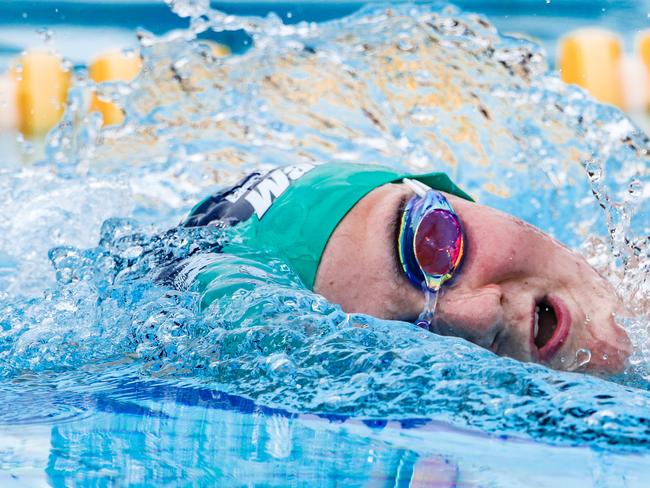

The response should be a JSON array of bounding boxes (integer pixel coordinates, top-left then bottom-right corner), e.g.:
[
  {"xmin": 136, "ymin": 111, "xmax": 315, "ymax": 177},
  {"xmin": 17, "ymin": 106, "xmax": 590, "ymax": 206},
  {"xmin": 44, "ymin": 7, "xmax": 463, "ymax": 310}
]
[
  {"xmin": 314, "ymin": 233, "xmax": 363, "ymax": 309},
  {"xmin": 460, "ymin": 221, "xmax": 521, "ymax": 286},
  {"xmin": 315, "ymin": 234, "xmax": 421, "ymax": 320},
  {"xmin": 340, "ymin": 251, "xmax": 421, "ymax": 320},
  {"xmin": 374, "ymin": 276, "xmax": 423, "ymax": 321},
  {"xmin": 462, "ymin": 213, "xmax": 569, "ymax": 288}
]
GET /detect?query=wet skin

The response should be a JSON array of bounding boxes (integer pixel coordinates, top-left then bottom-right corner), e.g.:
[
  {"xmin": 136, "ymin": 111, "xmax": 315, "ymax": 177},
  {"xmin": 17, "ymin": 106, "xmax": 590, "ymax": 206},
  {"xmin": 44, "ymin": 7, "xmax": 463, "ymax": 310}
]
[{"xmin": 314, "ymin": 183, "xmax": 633, "ymax": 374}]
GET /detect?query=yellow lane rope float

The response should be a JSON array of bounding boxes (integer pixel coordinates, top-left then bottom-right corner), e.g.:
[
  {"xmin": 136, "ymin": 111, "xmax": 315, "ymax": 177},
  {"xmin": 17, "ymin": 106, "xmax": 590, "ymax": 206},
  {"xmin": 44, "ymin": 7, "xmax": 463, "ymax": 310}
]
[
  {"xmin": 1, "ymin": 41, "xmax": 230, "ymax": 136},
  {"xmin": 558, "ymin": 28, "xmax": 623, "ymax": 108},
  {"xmin": 89, "ymin": 49, "xmax": 143, "ymax": 126},
  {"xmin": 10, "ymin": 50, "xmax": 71, "ymax": 137}
]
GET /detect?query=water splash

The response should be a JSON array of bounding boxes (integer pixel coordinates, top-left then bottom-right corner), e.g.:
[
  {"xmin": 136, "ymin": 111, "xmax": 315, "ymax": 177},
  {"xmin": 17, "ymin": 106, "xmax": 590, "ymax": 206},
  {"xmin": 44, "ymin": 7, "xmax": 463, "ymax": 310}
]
[
  {"xmin": 2, "ymin": 219, "xmax": 650, "ymax": 451},
  {"xmin": 0, "ymin": 1, "xmax": 648, "ymax": 453}
]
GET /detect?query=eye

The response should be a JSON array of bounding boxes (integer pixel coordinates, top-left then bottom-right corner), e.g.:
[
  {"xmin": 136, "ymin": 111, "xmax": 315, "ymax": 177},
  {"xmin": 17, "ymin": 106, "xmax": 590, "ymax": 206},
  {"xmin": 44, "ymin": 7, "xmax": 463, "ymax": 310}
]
[{"xmin": 391, "ymin": 193, "xmax": 409, "ymax": 275}]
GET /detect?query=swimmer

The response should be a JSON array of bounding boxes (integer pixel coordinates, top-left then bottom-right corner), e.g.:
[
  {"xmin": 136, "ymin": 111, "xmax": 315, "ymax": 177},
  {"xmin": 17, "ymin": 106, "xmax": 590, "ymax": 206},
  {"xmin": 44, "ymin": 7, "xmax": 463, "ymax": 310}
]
[{"xmin": 173, "ymin": 163, "xmax": 632, "ymax": 374}]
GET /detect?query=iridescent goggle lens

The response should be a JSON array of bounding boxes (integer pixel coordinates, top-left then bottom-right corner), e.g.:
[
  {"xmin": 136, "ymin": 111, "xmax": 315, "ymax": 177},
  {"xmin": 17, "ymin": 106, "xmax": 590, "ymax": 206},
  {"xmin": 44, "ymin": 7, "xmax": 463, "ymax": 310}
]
[{"xmin": 398, "ymin": 180, "xmax": 465, "ymax": 292}]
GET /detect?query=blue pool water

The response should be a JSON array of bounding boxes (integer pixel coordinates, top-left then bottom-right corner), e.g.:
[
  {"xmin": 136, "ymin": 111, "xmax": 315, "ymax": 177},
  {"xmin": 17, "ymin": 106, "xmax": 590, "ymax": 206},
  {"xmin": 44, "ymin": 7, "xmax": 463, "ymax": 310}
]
[{"xmin": 1, "ymin": 1, "xmax": 650, "ymax": 486}]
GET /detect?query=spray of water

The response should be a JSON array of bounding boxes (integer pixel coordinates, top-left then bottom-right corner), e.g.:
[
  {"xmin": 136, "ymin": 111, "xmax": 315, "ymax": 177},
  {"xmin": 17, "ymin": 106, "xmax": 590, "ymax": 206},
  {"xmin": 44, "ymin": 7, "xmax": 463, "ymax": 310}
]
[{"xmin": 0, "ymin": 1, "xmax": 648, "ymax": 448}]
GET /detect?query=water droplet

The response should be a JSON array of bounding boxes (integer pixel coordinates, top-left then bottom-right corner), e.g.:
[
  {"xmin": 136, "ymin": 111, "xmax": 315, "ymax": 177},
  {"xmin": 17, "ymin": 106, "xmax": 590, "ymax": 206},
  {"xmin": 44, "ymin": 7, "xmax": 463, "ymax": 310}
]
[
  {"xmin": 628, "ymin": 178, "xmax": 643, "ymax": 197},
  {"xmin": 267, "ymin": 353, "xmax": 294, "ymax": 373},
  {"xmin": 575, "ymin": 348, "xmax": 592, "ymax": 369},
  {"xmin": 397, "ymin": 33, "xmax": 415, "ymax": 52},
  {"xmin": 584, "ymin": 160, "xmax": 602, "ymax": 182},
  {"xmin": 121, "ymin": 245, "xmax": 144, "ymax": 260},
  {"xmin": 13, "ymin": 63, "xmax": 23, "ymax": 81},
  {"xmin": 36, "ymin": 27, "xmax": 54, "ymax": 44},
  {"xmin": 167, "ymin": 0, "xmax": 210, "ymax": 19}
]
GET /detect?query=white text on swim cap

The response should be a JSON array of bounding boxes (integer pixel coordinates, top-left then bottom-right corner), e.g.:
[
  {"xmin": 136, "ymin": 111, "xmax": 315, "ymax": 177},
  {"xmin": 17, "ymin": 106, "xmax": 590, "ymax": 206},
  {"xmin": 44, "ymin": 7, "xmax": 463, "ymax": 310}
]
[{"xmin": 244, "ymin": 163, "xmax": 315, "ymax": 219}]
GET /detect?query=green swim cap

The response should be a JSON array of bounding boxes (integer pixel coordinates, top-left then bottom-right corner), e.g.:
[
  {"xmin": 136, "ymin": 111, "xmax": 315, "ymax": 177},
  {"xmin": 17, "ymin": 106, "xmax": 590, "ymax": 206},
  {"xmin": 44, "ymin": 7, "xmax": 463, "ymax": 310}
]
[{"xmin": 184, "ymin": 163, "xmax": 472, "ymax": 290}]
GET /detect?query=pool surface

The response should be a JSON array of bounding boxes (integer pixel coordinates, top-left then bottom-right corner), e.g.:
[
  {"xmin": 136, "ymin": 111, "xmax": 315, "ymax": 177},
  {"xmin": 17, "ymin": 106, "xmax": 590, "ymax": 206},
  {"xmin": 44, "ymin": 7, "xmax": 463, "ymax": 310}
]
[{"xmin": 0, "ymin": 1, "xmax": 649, "ymax": 486}]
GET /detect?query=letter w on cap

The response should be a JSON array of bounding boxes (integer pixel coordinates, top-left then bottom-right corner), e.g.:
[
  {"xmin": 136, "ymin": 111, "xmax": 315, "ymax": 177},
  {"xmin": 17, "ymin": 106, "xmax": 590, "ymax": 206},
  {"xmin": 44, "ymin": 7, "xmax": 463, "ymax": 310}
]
[{"xmin": 244, "ymin": 169, "xmax": 290, "ymax": 219}]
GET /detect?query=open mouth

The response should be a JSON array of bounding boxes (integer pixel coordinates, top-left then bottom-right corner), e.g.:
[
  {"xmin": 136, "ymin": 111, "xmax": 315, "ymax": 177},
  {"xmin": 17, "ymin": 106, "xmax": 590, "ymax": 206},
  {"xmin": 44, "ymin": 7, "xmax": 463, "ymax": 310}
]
[
  {"xmin": 532, "ymin": 296, "xmax": 570, "ymax": 362},
  {"xmin": 534, "ymin": 298, "xmax": 557, "ymax": 349}
]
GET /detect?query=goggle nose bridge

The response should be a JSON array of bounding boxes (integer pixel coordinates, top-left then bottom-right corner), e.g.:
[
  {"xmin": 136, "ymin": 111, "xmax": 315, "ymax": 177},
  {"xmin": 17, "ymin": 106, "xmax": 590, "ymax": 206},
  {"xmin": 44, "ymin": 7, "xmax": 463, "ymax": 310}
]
[{"xmin": 402, "ymin": 178, "xmax": 431, "ymax": 197}]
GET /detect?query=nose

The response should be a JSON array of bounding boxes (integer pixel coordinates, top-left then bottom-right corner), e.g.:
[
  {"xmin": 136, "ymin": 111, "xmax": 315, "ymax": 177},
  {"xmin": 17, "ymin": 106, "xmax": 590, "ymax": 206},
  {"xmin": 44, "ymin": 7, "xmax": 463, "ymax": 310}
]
[{"xmin": 433, "ymin": 285, "xmax": 505, "ymax": 349}]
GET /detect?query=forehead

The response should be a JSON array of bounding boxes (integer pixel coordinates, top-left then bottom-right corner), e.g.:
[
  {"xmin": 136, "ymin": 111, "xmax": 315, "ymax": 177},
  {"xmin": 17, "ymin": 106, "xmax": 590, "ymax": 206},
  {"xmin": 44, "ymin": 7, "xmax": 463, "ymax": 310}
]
[
  {"xmin": 348, "ymin": 182, "xmax": 414, "ymax": 248},
  {"xmin": 361, "ymin": 182, "xmax": 413, "ymax": 215}
]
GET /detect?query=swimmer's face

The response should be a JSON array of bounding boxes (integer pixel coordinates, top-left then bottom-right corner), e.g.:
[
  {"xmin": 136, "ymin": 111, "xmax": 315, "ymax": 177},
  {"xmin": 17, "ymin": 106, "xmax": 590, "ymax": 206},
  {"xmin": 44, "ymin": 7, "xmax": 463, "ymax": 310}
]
[{"xmin": 314, "ymin": 183, "xmax": 632, "ymax": 374}]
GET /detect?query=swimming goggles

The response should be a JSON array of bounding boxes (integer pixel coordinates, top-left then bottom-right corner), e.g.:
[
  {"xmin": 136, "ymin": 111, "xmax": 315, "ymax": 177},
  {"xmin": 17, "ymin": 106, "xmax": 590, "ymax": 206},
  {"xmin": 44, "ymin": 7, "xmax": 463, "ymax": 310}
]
[{"xmin": 398, "ymin": 178, "xmax": 465, "ymax": 292}]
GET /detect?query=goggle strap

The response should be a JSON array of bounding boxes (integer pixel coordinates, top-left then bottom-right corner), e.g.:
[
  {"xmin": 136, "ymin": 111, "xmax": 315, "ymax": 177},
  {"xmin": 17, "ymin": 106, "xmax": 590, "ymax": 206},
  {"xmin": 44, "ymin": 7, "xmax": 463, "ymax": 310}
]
[{"xmin": 402, "ymin": 178, "xmax": 431, "ymax": 197}]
